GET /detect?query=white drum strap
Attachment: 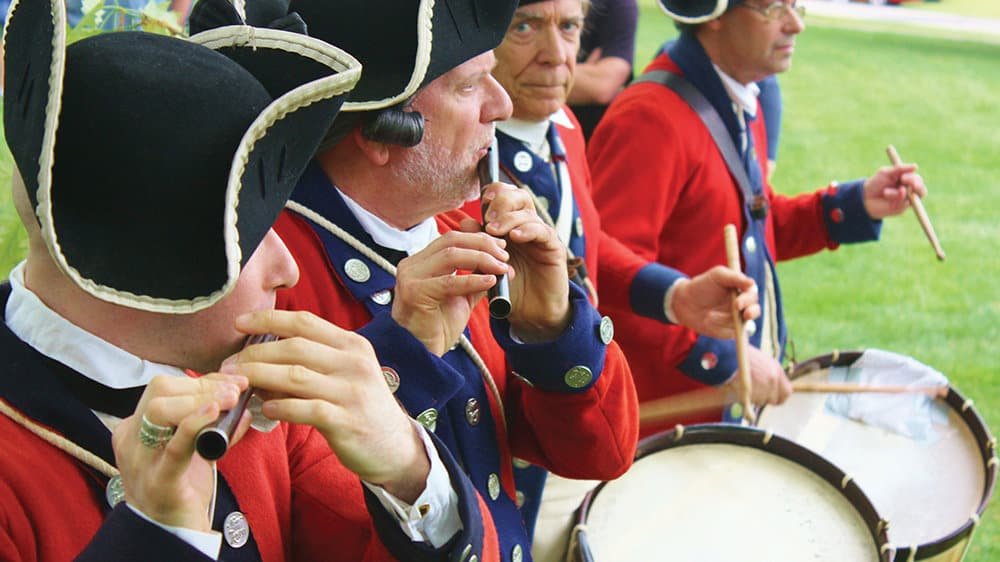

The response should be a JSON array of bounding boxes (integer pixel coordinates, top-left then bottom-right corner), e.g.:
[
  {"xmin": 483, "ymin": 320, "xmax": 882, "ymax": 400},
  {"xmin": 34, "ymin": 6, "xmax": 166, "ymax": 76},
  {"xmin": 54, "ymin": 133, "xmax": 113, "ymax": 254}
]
[
  {"xmin": 761, "ymin": 429, "xmax": 773, "ymax": 445},
  {"xmin": 673, "ymin": 424, "xmax": 685, "ymax": 441},
  {"xmin": 840, "ymin": 474, "xmax": 853, "ymax": 490},
  {"xmin": 961, "ymin": 399, "xmax": 974, "ymax": 412}
]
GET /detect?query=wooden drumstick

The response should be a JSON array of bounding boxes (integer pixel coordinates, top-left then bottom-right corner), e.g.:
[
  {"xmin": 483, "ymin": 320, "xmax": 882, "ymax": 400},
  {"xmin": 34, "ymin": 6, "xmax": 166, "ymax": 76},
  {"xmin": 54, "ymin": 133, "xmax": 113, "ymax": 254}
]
[
  {"xmin": 724, "ymin": 224, "xmax": 754, "ymax": 423},
  {"xmin": 886, "ymin": 145, "xmax": 945, "ymax": 261},
  {"xmin": 639, "ymin": 387, "xmax": 730, "ymax": 427},
  {"xmin": 791, "ymin": 381, "xmax": 948, "ymax": 399}
]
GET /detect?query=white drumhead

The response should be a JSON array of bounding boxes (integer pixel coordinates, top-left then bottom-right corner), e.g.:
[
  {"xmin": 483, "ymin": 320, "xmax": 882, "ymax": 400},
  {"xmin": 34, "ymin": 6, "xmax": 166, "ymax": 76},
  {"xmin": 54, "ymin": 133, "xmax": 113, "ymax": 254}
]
[
  {"xmin": 758, "ymin": 367, "xmax": 985, "ymax": 547},
  {"xmin": 584, "ymin": 443, "xmax": 880, "ymax": 562}
]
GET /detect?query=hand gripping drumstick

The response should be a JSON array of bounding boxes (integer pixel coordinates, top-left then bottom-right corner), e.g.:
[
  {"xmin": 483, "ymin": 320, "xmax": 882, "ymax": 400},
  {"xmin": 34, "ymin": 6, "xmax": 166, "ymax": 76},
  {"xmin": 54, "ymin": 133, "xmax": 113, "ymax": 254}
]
[
  {"xmin": 195, "ymin": 333, "xmax": 278, "ymax": 460},
  {"xmin": 637, "ymin": 381, "xmax": 946, "ymax": 428},
  {"xmin": 724, "ymin": 224, "xmax": 755, "ymax": 423},
  {"xmin": 478, "ymin": 138, "xmax": 512, "ymax": 319},
  {"xmin": 886, "ymin": 145, "xmax": 945, "ymax": 261}
]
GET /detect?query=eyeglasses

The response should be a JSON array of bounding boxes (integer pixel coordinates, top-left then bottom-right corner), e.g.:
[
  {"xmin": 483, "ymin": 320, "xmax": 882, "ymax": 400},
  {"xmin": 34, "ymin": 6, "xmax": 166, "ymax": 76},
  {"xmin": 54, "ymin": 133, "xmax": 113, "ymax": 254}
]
[{"xmin": 738, "ymin": 0, "xmax": 806, "ymax": 22}]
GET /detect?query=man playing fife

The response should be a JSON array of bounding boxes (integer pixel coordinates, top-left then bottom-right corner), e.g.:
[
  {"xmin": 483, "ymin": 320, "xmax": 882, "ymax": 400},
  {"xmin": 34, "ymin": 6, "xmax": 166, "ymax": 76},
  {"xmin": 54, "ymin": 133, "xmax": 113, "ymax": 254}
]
[
  {"xmin": 588, "ymin": 0, "xmax": 927, "ymax": 437},
  {"xmin": 266, "ymin": 1, "xmax": 639, "ymax": 561},
  {"xmin": 0, "ymin": 1, "xmax": 505, "ymax": 559},
  {"xmin": 484, "ymin": 1, "xmax": 763, "ymax": 557}
]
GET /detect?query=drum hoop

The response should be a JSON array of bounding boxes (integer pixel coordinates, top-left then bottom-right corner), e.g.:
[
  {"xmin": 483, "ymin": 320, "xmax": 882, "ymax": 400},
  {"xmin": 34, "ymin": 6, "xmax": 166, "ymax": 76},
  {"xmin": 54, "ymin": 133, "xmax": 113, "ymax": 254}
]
[
  {"xmin": 765, "ymin": 351, "xmax": 998, "ymax": 560},
  {"xmin": 572, "ymin": 423, "xmax": 893, "ymax": 562}
]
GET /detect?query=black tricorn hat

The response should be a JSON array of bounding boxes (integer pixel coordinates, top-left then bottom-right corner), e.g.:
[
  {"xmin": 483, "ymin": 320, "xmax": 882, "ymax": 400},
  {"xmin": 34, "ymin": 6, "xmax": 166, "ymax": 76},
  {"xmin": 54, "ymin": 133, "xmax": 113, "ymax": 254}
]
[
  {"xmin": 3, "ymin": 0, "xmax": 360, "ymax": 313},
  {"xmin": 658, "ymin": 0, "xmax": 737, "ymax": 24},
  {"xmin": 281, "ymin": 0, "xmax": 518, "ymax": 110}
]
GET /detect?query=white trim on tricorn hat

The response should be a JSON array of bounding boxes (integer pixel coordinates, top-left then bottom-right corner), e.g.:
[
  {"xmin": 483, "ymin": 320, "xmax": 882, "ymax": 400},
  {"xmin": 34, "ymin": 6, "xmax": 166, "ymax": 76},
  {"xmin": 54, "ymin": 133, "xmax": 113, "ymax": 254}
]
[
  {"xmin": 3, "ymin": 0, "xmax": 361, "ymax": 314},
  {"xmin": 657, "ymin": 0, "xmax": 730, "ymax": 24},
  {"xmin": 190, "ymin": 26, "xmax": 362, "ymax": 312},
  {"xmin": 344, "ymin": 0, "xmax": 433, "ymax": 111}
]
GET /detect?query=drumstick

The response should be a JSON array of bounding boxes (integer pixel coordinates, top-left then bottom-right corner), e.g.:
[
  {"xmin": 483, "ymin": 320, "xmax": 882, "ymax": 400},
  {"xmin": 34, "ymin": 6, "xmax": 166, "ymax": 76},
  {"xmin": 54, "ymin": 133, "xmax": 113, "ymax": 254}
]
[
  {"xmin": 639, "ymin": 387, "xmax": 730, "ymax": 427},
  {"xmin": 792, "ymin": 380, "xmax": 948, "ymax": 398},
  {"xmin": 724, "ymin": 224, "xmax": 754, "ymax": 423},
  {"xmin": 886, "ymin": 145, "xmax": 945, "ymax": 261}
]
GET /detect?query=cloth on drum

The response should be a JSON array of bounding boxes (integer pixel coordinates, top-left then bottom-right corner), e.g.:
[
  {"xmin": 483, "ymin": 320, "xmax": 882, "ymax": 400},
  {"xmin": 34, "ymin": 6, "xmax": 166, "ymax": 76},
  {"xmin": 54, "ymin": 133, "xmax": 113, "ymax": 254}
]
[{"xmin": 826, "ymin": 349, "xmax": 950, "ymax": 442}]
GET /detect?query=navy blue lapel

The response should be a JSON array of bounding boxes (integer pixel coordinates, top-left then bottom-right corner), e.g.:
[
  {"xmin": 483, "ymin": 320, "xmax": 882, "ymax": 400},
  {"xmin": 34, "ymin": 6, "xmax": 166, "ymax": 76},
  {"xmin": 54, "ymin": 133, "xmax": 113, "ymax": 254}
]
[
  {"xmin": 289, "ymin": 161, "xmax": 397, "ymax": 311},
  {"xmin": 0, "ymin": 284, "xmax": 117, "ymax": 468},
  {"xmin": 669, "ymin": 33, "xmax": 744, "ymax": 157}
]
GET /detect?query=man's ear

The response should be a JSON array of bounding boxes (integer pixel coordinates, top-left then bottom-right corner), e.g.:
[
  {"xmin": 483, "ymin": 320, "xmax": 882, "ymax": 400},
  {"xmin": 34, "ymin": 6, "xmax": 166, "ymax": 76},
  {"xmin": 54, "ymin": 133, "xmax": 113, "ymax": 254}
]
[{"xmin": 351, "ymin": 126, "xmax": 391, "ymax": 166}]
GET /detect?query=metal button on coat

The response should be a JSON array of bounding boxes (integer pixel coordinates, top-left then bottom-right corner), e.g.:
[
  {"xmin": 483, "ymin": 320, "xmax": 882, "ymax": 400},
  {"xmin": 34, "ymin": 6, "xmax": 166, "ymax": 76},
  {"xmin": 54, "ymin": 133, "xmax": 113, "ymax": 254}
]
[
  {"xmin": 700, "ymin": 352, "xmax": 718, "ymax": 370},
  {"xmin": 575, "ymin": 216, "xmax": 584, "ymax": 237},
  {"xmin": 598, "ymin": 316, "xmax": 614, "ymax": 345},
  {"xmin": 512, "ymin": 544, "xmax": 523, "ymax": 562},
  {"xmin": 223, "ymin": 511, "xmax": 250, "ymax": 548},
  {"xmin": 564, "ymin": 366, "xmax": 593, "ymax": 389},
  {"xmin": 488, "ymin": 473, "xmax": 501, "ymax": 500},
  {"xmin": 105, "ymin": 475, "xmax": 124, "ymax": 508},
  {"xmin": 514, "ymin": 150, "xmax": 533, "ymax": 172},
  {"xmin": 344, "ymin": 258, "xmax": 371, "ymax": 283},
  {"xmin": 417, "ymin": 408, "xmax": 438, "ymax": 432},
  {"xmin": 371, "ymin": 289, "xmax": 392, "ymax": 305},
  {"xmin": 512, "ymin": 457, "xmax": 531, "ymax": 469},
  {"xmin": 465, "ymin": 398, "xmax": 481, "ymax": 426},
  {"xmin": 516, "ymin": 490, "xmax": 526, "ymax": 508},
  {"xmin": 744, "ymin": 236, "xmax": 757, "ymax": 254},
  {"xmin": 381, "ymin": 367, "xmax": 400, "ymax": 394}
]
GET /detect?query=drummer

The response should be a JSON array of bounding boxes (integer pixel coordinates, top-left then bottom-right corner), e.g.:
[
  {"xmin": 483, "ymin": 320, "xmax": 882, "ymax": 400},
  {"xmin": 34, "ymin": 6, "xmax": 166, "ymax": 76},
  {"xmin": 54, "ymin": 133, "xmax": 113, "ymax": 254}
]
[{"xmin": 587, "ymin": 0, "xmax": 927, "ymax": 435}]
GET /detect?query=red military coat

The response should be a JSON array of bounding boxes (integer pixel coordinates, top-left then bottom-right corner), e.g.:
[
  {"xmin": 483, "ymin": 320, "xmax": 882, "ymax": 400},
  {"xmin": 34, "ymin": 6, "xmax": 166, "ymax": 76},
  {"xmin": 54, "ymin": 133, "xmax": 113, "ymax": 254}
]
[
  {"xmin": 275, "ymin": 174, "xmax": 639, "ymax": 560},
  {"xmin": 588, "ymin": 41, "xmax": 879, "ymax": 436}
]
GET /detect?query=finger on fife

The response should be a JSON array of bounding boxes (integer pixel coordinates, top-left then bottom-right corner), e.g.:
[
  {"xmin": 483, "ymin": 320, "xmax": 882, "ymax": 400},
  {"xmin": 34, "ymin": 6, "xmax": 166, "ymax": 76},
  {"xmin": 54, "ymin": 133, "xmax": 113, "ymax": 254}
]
[{"xmin": 196, "ymin": 333, "xmax": 278, "ymax": 461}]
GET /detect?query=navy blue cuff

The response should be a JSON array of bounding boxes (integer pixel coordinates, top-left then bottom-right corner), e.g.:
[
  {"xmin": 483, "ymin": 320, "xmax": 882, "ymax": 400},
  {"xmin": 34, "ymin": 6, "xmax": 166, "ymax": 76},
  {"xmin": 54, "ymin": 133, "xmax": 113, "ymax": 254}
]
[
  {"xmin": 491, "ymin": 284, "xmax": 607, "ymax": 393},
  {"xmin": 363, "ymin": 432, "xmax": 486, "ymax": 562},
  {"xmin": 822, "ymin": 179, "xmax": 883, "ymax": 244},
  {"xmin": 76, "ymin": 504, "xmax": 211, "ymax": 562},
  {"xmin": 629, "ymin": 263, "xmax": 686, "ymax": 324},
  {"xmin": 678, "ymin": 335, "xmax": 738, "ymax": 386},
  {"xmin": 357, "ymin": 312, "xmax": 466, "ymax": 410}
]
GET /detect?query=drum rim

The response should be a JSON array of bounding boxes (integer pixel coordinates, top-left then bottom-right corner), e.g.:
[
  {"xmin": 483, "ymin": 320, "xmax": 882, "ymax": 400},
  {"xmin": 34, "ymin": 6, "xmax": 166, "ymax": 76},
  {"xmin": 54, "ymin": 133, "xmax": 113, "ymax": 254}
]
[
  {"xmin": 572, "ymin": 423, "xmax": 893, "ymax": 562},
  {"xmin": 761, "ymin": 350, "xmax": 998, "ymax": 560}
]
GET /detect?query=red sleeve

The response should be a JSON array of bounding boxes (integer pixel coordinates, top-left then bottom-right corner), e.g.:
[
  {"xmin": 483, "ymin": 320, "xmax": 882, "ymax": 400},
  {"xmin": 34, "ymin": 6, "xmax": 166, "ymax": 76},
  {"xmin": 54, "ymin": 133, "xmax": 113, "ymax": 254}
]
[{"xmin": 506, "ymin": 339, "xmax": 639, "ymax": 481}]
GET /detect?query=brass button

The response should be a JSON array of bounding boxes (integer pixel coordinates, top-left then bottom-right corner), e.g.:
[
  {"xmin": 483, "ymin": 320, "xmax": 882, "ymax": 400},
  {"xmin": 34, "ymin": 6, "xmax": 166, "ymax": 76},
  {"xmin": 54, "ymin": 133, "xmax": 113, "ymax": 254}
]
[
  {"xmin": 512, "ymin": 544, "xmax": 523, "ymax": 562},
  {"xmin": 598, "ymin": 316, "xmax": 614, "ymax": 345},
  {"xmin": 465, "ymin": 398, "xmax": 481, "ymax": 426},
  {"xmin": 416, "ymin": 408, "xmax": 438, "ymax": 432},
  {"xmin": 744, "ymin": 236, "xmax": 757, "ymax": 255},
  {"xmin": 382, "ymin": 367, "xmax": 400, "ymax": 393},
  {"xmin": 564, "ymin": 366, "xmax": 593, "ymax": 389},
  {"xmin": 515, "ymin": 490, "xmax": 526, "ymax": 508},
  {"xmin": 371, "ymin": 289, "xmax": 392, "ymax": 305},
  {"xmin": 344, "ymin": 258, "xmax": 371, "ymax": 283},
  {"xmin": 575, "ymin": 216, "xmax": 584, "ymax": 237},
  {"xmin": 488, "ymin": 473, "xmax": 501, "ymax": 500},
  {"xmin": 223, "ymin": 511, "xmax": 250, "ymax": 548}
]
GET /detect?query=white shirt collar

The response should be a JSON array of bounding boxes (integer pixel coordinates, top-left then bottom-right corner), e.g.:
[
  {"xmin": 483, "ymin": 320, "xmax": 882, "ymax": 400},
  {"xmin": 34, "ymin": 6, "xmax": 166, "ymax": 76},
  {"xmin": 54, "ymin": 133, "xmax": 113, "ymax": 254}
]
[
  {"xmin": 336, "ymin": 187, "xmax": 440, "ymax": 256},
  {"xmin": 713, "ymin": 64, "xmax": 761, "ymax": 119},
  {"xmin": 496, "ymin": 108, "xmax": 575, "ymax": 161},
  {"xmin": 4, "ymin": 261, "xmax": 185, "ymax": 389}
]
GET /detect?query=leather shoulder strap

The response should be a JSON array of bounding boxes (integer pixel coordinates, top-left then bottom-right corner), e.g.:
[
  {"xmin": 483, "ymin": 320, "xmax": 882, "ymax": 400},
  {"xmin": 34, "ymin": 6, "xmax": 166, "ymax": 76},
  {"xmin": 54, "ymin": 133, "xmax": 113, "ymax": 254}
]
[{"xmin": 633, "ymin": 70, "xmax": 756, "ymax": 206}]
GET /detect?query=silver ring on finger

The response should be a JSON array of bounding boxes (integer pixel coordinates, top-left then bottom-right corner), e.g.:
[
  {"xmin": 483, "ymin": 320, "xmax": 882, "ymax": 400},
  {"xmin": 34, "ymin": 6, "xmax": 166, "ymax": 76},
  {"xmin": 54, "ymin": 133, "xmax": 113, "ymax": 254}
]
[{"xmin": 139, "ymin": 414, "xmax": 176, "ymax": 449}]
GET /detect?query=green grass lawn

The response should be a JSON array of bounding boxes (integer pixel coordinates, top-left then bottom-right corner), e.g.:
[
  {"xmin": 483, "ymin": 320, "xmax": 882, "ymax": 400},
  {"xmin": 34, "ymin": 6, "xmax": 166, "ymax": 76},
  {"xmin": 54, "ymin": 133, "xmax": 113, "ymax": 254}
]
[
  {"xmin": 912, "ymin": 0, "xmax": 1000, "ymax": 20},
  {"xmin": 1, "ymin": 6, "xmax": 997, "ymax": 560},
  {"xmin": 634, "ymin": 5, "xmax": 1000, "ymax": 560}
]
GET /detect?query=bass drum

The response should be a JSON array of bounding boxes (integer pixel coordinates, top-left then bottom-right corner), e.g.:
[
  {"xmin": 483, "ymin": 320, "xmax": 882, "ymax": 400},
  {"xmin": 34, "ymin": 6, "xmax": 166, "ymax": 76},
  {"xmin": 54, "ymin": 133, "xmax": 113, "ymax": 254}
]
[
  {"xmin": 758, "ymin": 350, "xmax": 997, "ymax": 561},
  {"xmin": 571, "ymin": 424, "xmax": 891, "ymax": 562}
]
